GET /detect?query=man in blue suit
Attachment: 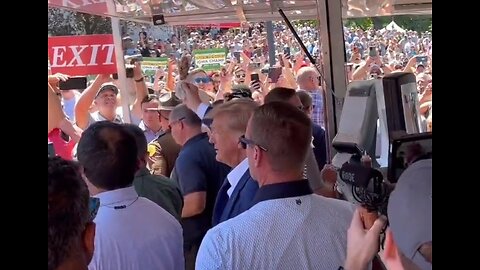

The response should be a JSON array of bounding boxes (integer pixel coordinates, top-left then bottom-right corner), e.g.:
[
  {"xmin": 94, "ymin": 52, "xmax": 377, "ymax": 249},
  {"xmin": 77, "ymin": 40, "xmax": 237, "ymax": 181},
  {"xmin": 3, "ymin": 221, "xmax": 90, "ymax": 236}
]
[{"xmin": 207, "ymin": 99, "xmax": 260, "ymax": 226}]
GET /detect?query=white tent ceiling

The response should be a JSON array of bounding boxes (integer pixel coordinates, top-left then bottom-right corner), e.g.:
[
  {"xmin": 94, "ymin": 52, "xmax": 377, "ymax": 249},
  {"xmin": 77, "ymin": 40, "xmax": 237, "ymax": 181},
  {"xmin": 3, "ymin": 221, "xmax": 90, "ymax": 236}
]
[{"xmin": 48, "ymin": 0, "xmax": 432, "ymax": 25}]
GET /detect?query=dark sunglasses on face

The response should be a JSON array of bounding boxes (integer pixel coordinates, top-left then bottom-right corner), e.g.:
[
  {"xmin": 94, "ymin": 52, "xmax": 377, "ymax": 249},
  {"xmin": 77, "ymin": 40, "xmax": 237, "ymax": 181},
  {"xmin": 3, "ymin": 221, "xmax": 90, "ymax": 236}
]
[
  {"xmin": 235, "ymin": 74, "xmax": 246, "ymax": 78},
  {"xmin": 194, "ymin": 77, "xmax": 212, "ymax": 84},
  {"xmin": 238, "ymin": 135, "xmax": 267, "ymax": 151}
]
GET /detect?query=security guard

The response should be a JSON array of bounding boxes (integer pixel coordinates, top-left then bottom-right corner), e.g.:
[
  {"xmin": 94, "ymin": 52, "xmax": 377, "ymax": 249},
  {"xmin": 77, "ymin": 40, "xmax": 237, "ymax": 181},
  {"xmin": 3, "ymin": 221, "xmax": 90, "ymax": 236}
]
[{"xmin": 147, "ymin": 92, "xmax": 183, "ymax": 178}]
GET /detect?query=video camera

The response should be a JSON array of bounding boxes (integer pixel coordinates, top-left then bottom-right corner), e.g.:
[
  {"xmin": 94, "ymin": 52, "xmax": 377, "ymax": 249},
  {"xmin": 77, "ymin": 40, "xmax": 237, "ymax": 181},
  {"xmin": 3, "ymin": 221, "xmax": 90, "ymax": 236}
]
[
  {"xmin": 337, "ymin": 146, "xmax": 389, "ymax": 214},
  {"xmin": 113, "ymin": 54, "xmax": 143, "ymax": 79},
  {"xmin": 336, "ymin": 132, "xmax": 432, "ymax": 215}
]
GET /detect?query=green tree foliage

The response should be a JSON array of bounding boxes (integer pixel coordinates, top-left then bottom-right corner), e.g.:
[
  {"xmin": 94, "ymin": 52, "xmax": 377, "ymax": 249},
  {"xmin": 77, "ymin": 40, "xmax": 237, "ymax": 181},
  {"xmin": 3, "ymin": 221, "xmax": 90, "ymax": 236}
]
[
  {"xmin": 48, "ymin": 7, "xmax": 112, "ymax": 36},
  {"xmin": 293, "ymin": 15, "xmax": 431, "ymax": 33},
  {"xmin": 344, "ymin": 15, "xmax": 431, "ymax": 32},
  {"xmin": 344, "ymin": 18, "xmax": 373, "ymax": 30}
]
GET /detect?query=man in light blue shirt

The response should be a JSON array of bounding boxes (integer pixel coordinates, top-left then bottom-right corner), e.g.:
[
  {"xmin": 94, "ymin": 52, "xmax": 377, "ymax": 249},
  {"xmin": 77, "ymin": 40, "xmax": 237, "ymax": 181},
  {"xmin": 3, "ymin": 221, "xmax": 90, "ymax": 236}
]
[{"xmin": 77, "ymin": 121, "xmax": 184, "ymax": 270}]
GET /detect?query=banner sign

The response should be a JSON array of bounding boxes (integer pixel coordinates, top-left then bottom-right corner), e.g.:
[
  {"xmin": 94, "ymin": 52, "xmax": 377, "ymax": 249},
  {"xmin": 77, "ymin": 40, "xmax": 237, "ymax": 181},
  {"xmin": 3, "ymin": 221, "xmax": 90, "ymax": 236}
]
[
  {"xmin": 142, "ymin": 57, "xmax": 169, "ymax": 76},
  {"xmin": 193, "ymin": 48, "xmax": 226, "ymax": 71},
  {"xmin": 48, "ymin": 34, "xmax": 116, "ymax": 76}
]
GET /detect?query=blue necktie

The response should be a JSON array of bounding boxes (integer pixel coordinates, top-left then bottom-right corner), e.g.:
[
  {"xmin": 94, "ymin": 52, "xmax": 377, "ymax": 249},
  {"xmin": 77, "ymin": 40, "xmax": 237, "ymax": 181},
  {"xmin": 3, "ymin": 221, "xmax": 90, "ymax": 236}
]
[{"xmin": 212, "ymin": 178, "xmax": 231, "ymax": 226}]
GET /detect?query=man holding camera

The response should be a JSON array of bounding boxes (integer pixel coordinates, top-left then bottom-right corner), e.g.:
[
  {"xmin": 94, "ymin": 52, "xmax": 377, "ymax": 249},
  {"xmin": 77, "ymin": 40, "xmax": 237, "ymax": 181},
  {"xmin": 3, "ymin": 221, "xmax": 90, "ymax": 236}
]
[{"xmin": 344, "ymin": 159, "xmax": 432, "ymax": 270}]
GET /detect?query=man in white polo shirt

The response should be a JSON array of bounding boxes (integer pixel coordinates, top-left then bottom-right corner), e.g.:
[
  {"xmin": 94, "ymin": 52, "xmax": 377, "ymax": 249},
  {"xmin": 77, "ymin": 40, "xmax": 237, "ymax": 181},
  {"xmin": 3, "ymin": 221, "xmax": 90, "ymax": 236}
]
[{"xmin": 77, "ymin": 121, "xmax": 184, "ymax": 270}]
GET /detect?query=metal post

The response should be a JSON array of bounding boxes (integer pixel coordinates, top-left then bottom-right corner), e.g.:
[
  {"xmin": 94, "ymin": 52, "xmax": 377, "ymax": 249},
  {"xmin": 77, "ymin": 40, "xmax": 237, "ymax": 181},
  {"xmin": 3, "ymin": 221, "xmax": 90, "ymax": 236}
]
[
  {"xmin": 107, "ymin": 0, "xmax": 131, "ymax": 123},
  {"xmin": 315, "ymin": 0, "xmax": 347, "ymax": 159},
  {"xmin": 265, "ymin": 21, "xmax": 276, "ymax": 66}
]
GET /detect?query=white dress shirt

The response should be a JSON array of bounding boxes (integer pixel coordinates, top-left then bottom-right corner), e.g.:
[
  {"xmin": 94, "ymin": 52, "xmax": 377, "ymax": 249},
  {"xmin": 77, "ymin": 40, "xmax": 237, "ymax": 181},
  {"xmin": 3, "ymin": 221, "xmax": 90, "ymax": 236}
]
[
  {"xmin": 226, "ymin": 158, "xmax": 249, "ymax": 197},
  {"xmin": 89, "ymin": 186, "xmax": 184, "ymax": 270},
  {"xmin": 196, "ymin": 103, "xmax": 210, "ymax": 119},
  {"xmin": 196, "ymin": 194, "xmax": 355, "ymax": 270}
]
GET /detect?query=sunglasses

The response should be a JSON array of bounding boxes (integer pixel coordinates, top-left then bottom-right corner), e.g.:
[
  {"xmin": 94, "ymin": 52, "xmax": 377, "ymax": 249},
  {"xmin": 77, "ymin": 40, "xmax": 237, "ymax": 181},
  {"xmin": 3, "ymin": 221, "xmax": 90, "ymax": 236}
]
[
  {"xmin": 89, "ymin": 197, "xmax": 100, "ymax": 221},
  {"xmin": 235, "ymin": 74, "xmax": 246, "ymax": 78},
  {"xmin": 238, "ymin": 135, "xmax": 267, "ymax": 151},
  {"xmin": 194, "ymin": 77, "xmax": 212, "ymax": 84}
]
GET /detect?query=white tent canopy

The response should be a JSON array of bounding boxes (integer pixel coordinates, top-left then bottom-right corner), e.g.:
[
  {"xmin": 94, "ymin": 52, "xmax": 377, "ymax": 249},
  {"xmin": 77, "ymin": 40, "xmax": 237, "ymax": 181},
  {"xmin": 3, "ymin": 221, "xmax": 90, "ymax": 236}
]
[
  {"xmin": 47, "ymin": 0, "xmax": 432, "ymax": 25},
  {"xmin": 383, "ymin": 21, "xmax": 406, "ymax": 32}
]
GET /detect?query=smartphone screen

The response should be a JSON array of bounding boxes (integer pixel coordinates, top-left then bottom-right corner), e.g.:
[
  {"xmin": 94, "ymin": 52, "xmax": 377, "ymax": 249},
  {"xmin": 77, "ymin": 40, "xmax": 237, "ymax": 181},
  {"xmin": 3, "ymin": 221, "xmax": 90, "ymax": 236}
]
[
  {"xmin": 59, "ymin": 77, "xmax": 88, "ymax": 90},
  {"xmin": 388, "ymin": 132, "xmax": 432, "ymax": 183},
  {"xmin": 416, "ymin": 56, "xmax": 427, "ymax": 65},
  {"xmin": 283, "ymin": 47, "xmax": 291, "ymax": 56},
  {"xmin": 268, "ymin": 67, "xmax": 282, "ymax": 83},
  {"xmin": 251, "ymin": 73, "xmax": 260, "ymax": 82},
  {"xmin": 233, "ymin": 51, "xmax": 241, "ymax": 62},
  {"xmin": 113, "ymin": 69, "xmax": 134, "ymax": 79},
  {"xmin": 369, "ymin": 46, "xmax": 377, "ymax": 57},
  {"xmin": 48, "ymin": 142, "xmax": 55, "ymax": 157},
  {"xmin": 126, "ymin": 68, "xmax": 134, "ymax": 78}
]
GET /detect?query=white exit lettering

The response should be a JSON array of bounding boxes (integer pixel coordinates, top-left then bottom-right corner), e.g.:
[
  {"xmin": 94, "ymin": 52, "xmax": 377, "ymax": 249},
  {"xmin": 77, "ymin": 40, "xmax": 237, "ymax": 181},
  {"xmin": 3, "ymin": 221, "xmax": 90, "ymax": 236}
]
[{"xmin": 51, "ymin": 44, "xmax": 115, "ymax": 67}]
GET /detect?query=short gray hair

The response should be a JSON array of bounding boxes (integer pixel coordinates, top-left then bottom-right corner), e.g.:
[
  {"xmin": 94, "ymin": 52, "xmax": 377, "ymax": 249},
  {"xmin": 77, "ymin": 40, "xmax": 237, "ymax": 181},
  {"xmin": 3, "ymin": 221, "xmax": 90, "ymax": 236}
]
[
  {"xmin": 296, "ymin": 66, "xmax": 318, "ymax": 82},
  {"xmin": 170, "ymin": 104, "xmax": 202, "ymax": 128}
]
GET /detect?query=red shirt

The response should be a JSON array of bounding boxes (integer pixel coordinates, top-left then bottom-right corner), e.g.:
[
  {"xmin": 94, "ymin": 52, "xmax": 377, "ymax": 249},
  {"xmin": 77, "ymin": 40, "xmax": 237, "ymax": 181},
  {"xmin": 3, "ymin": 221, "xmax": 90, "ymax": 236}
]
[{"xmin": 48, "ymin": 128, "xmax": 75, "ymax": 160}]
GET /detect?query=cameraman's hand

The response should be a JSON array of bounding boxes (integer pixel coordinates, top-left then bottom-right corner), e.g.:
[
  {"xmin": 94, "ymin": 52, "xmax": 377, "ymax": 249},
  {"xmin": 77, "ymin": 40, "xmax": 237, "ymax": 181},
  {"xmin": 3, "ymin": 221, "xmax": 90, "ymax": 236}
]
[
  {"xmin": 320, "ymin": 164, "xmax": 337, "ymax": 186},
  {"xmin": 345, "ymin": 208, "xmax": 387, "ymax": 270}
]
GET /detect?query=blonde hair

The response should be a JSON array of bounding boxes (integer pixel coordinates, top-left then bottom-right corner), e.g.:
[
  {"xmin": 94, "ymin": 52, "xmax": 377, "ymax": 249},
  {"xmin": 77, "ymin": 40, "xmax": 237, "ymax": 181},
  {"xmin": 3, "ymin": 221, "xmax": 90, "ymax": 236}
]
[{"xmin": 211, "ymin": 99, "xmax": 258, "ymax": 133}]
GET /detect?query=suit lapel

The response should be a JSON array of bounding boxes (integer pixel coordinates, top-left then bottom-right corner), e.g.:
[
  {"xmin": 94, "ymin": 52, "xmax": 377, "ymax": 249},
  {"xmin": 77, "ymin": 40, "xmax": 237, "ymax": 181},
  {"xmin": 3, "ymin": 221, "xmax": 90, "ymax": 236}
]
[{"xmin": 220, "ymin": 170, "xmax": 251, "ymax": 221}]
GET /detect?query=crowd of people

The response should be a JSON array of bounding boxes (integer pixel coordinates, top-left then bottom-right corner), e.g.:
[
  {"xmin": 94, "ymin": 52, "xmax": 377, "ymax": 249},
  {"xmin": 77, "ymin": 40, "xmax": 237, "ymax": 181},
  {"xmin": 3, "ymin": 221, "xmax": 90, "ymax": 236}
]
[{"xmin": 48, "ymin": 20, "xmax": 432, "ymax": 270}]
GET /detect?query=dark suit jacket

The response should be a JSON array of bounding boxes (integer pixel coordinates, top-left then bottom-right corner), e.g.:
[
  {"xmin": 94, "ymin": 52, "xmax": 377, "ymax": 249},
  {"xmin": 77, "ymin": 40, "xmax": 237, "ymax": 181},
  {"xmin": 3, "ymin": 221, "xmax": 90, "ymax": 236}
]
[
  {"xmin": 212, "ymin": 169, "xmax": 259, "ymax": 226},
  {"xmin": 312, "ymin": 123, "xmax": 327, "ymax": 171}
]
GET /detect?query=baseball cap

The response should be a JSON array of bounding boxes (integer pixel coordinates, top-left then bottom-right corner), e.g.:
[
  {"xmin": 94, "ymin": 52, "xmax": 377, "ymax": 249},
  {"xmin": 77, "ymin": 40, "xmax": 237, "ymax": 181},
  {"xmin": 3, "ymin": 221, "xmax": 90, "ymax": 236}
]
[
  {"xmin": 95, "ymin": 83, "xmax": 119, "ymax": 99},
  {"xmin": 388, "ymin": 159, "xmax": 432, "ymax": 270}
]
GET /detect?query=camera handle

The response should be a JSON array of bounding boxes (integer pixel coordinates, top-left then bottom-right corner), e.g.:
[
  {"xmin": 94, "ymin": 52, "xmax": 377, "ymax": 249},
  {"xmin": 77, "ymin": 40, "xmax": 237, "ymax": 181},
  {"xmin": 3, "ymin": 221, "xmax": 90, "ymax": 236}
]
[{"xmin": 359, "ymin": 153, "xmax": 387, "ymax": 270}]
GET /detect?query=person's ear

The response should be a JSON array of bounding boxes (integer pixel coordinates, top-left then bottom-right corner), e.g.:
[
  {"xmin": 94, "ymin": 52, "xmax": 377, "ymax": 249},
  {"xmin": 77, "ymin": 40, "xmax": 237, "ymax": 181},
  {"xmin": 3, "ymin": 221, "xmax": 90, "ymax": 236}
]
[
  {"xmin": 253, "ymin": 146, "xmax": 262, "ymax": 167},
  {"xmin": 82, "ymin": 222, "xmax": 96, "ymax": 263}
]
